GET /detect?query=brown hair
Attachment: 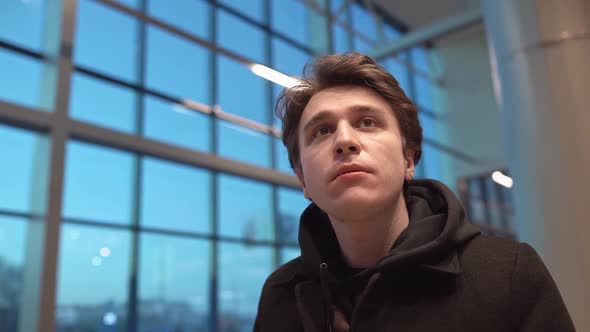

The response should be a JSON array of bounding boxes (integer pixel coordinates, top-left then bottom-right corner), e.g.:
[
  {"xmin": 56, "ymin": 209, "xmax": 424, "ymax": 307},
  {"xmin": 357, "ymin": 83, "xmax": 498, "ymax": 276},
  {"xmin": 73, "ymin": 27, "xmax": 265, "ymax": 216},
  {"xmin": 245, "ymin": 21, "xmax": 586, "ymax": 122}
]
[{"xmin": 276, "ymin": 52, "xmax": 422, "ymax": 171}]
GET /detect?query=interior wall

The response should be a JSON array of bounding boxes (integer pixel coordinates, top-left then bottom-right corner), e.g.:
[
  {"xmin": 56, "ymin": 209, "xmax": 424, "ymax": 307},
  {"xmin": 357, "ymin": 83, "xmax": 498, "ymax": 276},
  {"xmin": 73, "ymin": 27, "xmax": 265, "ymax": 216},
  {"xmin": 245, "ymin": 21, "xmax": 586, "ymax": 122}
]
[{"xmin": 429, "ymin": 23, "xmax": 506, "ymax": 185}]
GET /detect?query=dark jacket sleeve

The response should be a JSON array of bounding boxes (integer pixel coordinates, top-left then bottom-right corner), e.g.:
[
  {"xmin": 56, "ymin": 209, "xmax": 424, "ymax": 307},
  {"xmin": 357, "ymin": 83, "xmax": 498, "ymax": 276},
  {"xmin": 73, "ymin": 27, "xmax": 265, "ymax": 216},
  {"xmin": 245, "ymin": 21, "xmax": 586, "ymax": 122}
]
[{"xmin": 510, "ymin": 243, "xmax": 576, "ymax": 331}]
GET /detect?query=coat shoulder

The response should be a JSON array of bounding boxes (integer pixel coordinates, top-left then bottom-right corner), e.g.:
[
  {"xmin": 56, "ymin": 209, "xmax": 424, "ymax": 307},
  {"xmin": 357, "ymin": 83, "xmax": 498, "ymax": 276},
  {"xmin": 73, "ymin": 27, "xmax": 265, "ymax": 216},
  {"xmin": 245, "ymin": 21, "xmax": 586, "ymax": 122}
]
[
  {"xmin": 258, "ymin": 256, "xmax": 302, "ymax": 306},
  {"xmin": 264, "ymin": 256, "xmax": 302, "ymax": 288},
  {"xmin": 254, "ymin": 257, "xmax": 303, "ymax": 331},
  {"xmin": 460, "ymin": 235, "xmax": 575, "ymax": 330},
  {"xmin": 456, "ymin": 235, "xmax": 520, "ymax": 304},
  {"xmin": 460, "ymin": 234, "xmax": 520, "ymax": 269}
]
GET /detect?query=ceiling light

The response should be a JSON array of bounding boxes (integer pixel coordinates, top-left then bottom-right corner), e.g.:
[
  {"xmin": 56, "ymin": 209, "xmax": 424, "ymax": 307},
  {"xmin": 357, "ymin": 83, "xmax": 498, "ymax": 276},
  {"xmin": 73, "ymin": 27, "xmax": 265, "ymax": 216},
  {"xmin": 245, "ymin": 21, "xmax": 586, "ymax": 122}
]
[
  {"xmin": 491, "ymin": 171, "xmax": 513, "ymax": 188},
  {"xmin": 249, "ymin": 64, "xmax": 300, "ymax": 88}
]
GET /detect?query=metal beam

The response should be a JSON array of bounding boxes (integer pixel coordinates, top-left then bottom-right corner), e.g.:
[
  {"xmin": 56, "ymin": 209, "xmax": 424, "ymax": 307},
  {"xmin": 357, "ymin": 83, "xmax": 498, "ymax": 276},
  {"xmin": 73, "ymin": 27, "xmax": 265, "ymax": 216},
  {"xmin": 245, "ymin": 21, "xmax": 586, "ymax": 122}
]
[
  {"xmin": 333, "ymin": 0, "xmax": 353, "ymax": 17},
  {"xmin": 96, "ymin": 0, "xmax": 264, "ymax": 69},
  {"xmin": 36, "ymin": 0, "xmax": 77, "ymax": 330},
  {"xmin": 0, "ymin": 100, "xmax": 53, "ymax": 131},
  {"xmin": 371, "ymin": 8, "xmax": 482, "ymax": 60},
  {"xmin": 0, "ymin": 101, "xmax": 301, "ymax": 190},
  {"xmin": 68, "ymin": 119, "xmax": 301, "ymax": 189}
]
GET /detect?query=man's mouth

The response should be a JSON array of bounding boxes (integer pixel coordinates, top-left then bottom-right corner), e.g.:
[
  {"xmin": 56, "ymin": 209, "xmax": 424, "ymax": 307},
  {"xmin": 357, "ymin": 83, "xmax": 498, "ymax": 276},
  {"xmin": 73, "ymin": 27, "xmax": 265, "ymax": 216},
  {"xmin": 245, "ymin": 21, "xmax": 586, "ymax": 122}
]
[{"xmin": 332, "ymin": 164, "xmax": 369, "ymax": 181}]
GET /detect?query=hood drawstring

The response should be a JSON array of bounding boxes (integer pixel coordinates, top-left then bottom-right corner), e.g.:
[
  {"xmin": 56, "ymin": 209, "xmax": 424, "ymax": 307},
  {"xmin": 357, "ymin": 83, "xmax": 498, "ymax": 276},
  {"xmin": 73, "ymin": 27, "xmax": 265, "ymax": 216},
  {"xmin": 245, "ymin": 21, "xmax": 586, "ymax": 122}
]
[{"xmin": 319, "ymin": 263, "xmax": 334, "ymax": 332}]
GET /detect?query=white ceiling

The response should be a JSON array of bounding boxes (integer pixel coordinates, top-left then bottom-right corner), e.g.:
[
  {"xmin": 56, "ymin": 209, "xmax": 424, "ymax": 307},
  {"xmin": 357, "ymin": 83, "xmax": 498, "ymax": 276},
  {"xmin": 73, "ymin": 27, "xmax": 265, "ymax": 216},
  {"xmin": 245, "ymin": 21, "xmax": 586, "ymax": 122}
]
[{"xmin": 374, "ymin": 0, "xmax": 481, "ymax": 30}]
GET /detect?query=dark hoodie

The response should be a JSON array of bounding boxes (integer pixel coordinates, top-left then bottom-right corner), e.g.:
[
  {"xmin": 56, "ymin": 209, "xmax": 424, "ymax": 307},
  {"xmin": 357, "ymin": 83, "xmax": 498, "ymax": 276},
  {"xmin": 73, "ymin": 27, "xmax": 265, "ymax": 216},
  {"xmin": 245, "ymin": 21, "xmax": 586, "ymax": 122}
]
[{"xmin": 254, "ymin": 179, "xmax": 575, "ymax": 332}]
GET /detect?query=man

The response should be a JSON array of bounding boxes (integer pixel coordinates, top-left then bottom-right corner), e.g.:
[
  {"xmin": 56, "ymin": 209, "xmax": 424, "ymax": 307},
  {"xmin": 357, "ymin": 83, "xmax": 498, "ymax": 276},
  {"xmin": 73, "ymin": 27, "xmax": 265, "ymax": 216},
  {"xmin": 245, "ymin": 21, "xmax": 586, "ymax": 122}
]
[{"xmin": 254, "ymin": 53, "xmax": 574, "ymax": 331}]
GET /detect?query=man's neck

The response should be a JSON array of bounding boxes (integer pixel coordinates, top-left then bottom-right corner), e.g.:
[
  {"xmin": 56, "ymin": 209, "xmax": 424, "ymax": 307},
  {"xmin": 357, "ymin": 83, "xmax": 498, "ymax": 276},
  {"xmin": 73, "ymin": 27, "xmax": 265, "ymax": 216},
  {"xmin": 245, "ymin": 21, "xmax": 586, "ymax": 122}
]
[{"xmin": 328, "ymin": 196, "xmax": 410, "ymax": 268}]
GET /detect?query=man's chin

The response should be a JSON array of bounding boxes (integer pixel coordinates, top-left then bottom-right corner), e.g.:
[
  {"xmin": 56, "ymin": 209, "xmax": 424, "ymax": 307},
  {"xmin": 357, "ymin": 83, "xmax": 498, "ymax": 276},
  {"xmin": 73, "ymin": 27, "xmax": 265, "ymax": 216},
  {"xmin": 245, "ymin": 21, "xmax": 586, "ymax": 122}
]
[
  {"xmin": 328, "ymin": 185, "xmax": 376, "ymax": 202},
  {"xmin": 319, "ymin": 194, "xmax": 381, "ymax": 220}
]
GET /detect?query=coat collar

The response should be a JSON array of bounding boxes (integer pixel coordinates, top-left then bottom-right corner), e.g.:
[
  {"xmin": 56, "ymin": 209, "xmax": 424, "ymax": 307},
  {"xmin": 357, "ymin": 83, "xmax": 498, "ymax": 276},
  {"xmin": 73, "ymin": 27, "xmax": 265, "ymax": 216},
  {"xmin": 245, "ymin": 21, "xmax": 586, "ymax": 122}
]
[
  {"xmin": 271, "ymin": 179, "xmax": 483, "ymax": 288},
  {"xmin": 269, "ymin": 246, "xmax": 464, "ymax": 290},
  {"xmin": 417, "ymin": 249, "xmax": 462, "ymax": 276}
]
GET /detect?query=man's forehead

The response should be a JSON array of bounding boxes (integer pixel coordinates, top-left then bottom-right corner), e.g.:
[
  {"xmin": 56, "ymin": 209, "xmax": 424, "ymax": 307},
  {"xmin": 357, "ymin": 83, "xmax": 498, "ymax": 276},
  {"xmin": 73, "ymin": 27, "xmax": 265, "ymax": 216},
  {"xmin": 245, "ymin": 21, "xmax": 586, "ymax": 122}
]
[{"xmin": 300, "ymin": 86, "xmax": 392, "ymax": 122}]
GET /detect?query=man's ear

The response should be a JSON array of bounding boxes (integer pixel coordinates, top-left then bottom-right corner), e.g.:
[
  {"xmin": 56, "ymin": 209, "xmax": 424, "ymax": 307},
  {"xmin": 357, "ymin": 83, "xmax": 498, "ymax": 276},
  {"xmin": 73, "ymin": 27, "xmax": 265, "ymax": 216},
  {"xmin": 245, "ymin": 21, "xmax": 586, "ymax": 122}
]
[
  {"xmin": 294, "ymin": 168, "xmax": 311, "ymax": 200},
  {"xmin": 404, "ymin": 149, "xmax": 416, "ymax": 181}
]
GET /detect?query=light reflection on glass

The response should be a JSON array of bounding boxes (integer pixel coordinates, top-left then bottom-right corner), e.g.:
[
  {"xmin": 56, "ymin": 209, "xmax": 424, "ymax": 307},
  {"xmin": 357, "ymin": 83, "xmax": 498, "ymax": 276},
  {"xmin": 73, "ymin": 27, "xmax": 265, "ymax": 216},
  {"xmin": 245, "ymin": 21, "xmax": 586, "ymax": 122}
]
[
  {"xmin": 91, "ymin": 256, "xmax": 102, "ymax": 267},
  {"xmin": 99, "ymin": 247, "xmax": 111, "ymax": 257},
  {"xmin": 103, "ymin": 311, "xmax": 117, "ymax": 325}
]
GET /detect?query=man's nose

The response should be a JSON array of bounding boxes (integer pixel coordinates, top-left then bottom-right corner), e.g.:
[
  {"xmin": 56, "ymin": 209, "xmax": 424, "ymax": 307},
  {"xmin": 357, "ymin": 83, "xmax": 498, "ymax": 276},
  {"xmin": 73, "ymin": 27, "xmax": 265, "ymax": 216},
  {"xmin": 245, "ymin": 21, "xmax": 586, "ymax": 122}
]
[{"xmin": 333, "ymin": 124, "xmax": 360, "ymax": 156}]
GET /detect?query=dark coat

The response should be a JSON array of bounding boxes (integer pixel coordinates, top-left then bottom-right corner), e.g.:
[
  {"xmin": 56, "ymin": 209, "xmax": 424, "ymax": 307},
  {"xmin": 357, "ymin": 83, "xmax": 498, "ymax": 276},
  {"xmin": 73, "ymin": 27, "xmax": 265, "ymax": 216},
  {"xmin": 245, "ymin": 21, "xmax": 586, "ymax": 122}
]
[{"xmin": 254, "ymin": 180, "xmax": 574, "ymax": 331}]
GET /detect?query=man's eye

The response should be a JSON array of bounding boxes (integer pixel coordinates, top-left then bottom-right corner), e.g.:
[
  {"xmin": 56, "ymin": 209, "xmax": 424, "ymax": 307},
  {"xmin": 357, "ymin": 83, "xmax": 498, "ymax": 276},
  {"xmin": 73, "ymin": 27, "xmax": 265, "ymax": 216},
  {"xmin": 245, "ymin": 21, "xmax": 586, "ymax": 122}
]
[
  {"xmin": 360, "ymin": 118, "xmax": 377, "ymax": 128},
  {"xmin": 314, "ymin": 127, "xmax": 331, "ymax": 137}
]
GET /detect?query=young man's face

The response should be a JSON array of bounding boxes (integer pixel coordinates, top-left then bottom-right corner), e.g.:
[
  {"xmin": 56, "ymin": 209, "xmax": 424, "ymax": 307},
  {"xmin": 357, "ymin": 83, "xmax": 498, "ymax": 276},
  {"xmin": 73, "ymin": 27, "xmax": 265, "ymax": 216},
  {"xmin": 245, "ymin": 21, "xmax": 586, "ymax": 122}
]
[{"xmin": 296, "ymin": 85, "xmax": 415, "ymax": 220}]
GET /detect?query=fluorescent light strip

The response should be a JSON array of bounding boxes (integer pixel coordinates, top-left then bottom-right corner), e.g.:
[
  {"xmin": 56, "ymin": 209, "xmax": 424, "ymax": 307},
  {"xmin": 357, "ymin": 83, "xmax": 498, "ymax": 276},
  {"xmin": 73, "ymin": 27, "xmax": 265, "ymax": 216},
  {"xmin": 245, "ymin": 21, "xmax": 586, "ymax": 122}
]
[
  {"xmin": 491, "ymin": 171, "xmax": 513, "ymax": 188},
  {"xmin": 249, "ymin": 64, "xmax": 301, "ymax": 88}
]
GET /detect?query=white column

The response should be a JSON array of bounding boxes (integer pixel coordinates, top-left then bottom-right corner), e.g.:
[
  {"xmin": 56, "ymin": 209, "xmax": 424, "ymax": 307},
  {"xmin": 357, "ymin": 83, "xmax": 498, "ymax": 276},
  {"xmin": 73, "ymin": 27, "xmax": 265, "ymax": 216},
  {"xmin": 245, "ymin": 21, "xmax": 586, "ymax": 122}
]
[{"xmin": 482, "ymin": 0, "xmax": 590, "ymax": 330}]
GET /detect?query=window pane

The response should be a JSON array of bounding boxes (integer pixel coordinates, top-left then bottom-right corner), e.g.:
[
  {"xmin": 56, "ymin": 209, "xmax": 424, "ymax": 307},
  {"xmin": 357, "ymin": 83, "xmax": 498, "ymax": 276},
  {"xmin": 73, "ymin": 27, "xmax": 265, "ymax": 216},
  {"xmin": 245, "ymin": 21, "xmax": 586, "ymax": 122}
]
[
  {"xmin": 148, "ymin": 0, "xmax": 210, "ymax": 39},
  {"xmin": 277, "ymin": 188, "xmax": 307, "ymax": 244},
  {"xmin": 411, "ymin": 47, "xmax": 430, "ymax": 72},
  {"xmin": 0, "ymin": 49, "xmax": 50, "ymax": 110},
  {"xmin": 384, "ymin": 24, "xmax": 401, "ymax": 40},
  {"xmin": 219, "ymin": 243, "xmax": 273, "ymax": 331},
  {"xmin": 217, "ymin": 120, "xmax": 271, "ymax": 168},
  {"xmin": 333, "ymin": 24, "xmax": 351, "ymax": 53},
  {"xmin": 217, "ymin": 10, "xmax": 265, "ymax": 63},
  {"xmin": 271, "ymin": 0, "xmax": 307, "ymax": 46},
  {"xmin": 415, "ymin": 76, "xmax": 433, "ymax": 110},
  {"xmin": 331, "ymin": 0, "xmax": 344, "ymax": 12},
  {"xmin": 0, "ymin": 0, "xmax": 46, "ymax": 51},
  {"xmin": 143, "ymin": 95, "xmax": 211, "ymax": 152},
  {"xmin": 218, "ymin": 0, "xmax": 264, "ymax": 23},
  {"xmin": 0, "ymin": 124, "xmax": 48, "ymax": 214},
  {"xmin": 419, "ymin": 109, "xmax": 436, "ymax": 138},
  {"xmin": 138, "ymin": 233, "xmax": 210, "ymax": 331},
  {"xmin": 75, "ymin": 0, "xmax": 138, "ymax": 82},
  {"xmin": 274, "ymin": 138, "xmax": 292, "ymax": 173},
  {"xmin": 141, "ymin": 157, "xmax": 211, "ymax": 234},
  {"xmin": 70, "ymin": 72, "xmax": 137, "ymax": 133},
  {"xmin": 272, "ymin": 38, "xmax": 309, "ymax": 77},
  {"xmin": 280, "ymin": 247, "xmax": 300, "ymax": 264},
  {"xmin": 218, "ymin": 175, "xmax": 273, "ymax": 241},
  {"xmin": 484, "ymin": 178, "xmax": 503, "ymax": 228},
  {"xmin": 217, "ymin": 55, "xmax": 269, "ymax": 124},
  {"xmin": 0, "ymin": 216, "xmax": 43, "ymax": 332},
  {"xmin": 414, "ymin": 160, "xmax": 426, "ymax": 179},
  {"xmin": 382, "ymin": 56, "xmax": 410, "ymax": 94},
  {"xmin": 467, "ymin": 179, "xmax": 485, "ymax": 223},
  {"xmin": 146, "ymin": 26, "xmax": 210, "ymax": 102},
  {"xmin": 353, "ymin": 36, "xmax": 373, "ymax": 53},
  {"xmin": 56, "ymin": 224, "xmax": 131, "ymax": 332},
  {"xmin": 272, "ymin": 84, "xmax": 282, "ymax": 126},
  {"xmin": 0, "ymin": 218, "xmax": 27, "ymax": 281},
  {"xmin": 351, "ymin": 4, "xmax": 377, "ymax": 43},
  {"xmin": 63, "ymin": 141, "xmax": 134, "ymax": 224},
  {"xmin": 421, "ymin": 144, "xmax": 443, "ymax": 181}
]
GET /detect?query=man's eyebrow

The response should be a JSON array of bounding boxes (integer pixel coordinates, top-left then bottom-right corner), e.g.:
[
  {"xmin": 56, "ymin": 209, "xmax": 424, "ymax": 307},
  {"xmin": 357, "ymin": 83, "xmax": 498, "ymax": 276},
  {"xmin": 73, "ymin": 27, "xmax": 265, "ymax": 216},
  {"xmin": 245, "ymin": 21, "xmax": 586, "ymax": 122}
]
[
  {"xmin": 301, "ymin": 105, "xmax": 385, "ymax": 134},
  {"xmin": 348, "ymin": 105, "xmax": 385, "ymax": 117},
  {"xmin": 301, "ymin": 111, "xmax": 334, "ymax": 135}
]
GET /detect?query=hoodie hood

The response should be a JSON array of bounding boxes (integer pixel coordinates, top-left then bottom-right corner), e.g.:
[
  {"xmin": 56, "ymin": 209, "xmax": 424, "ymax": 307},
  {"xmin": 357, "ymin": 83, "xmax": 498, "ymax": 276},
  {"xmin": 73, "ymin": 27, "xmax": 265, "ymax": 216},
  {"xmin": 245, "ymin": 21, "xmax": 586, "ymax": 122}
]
[{"xmin": 297, "ymin": 179, "xmax": 481, "ymax": 279}]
